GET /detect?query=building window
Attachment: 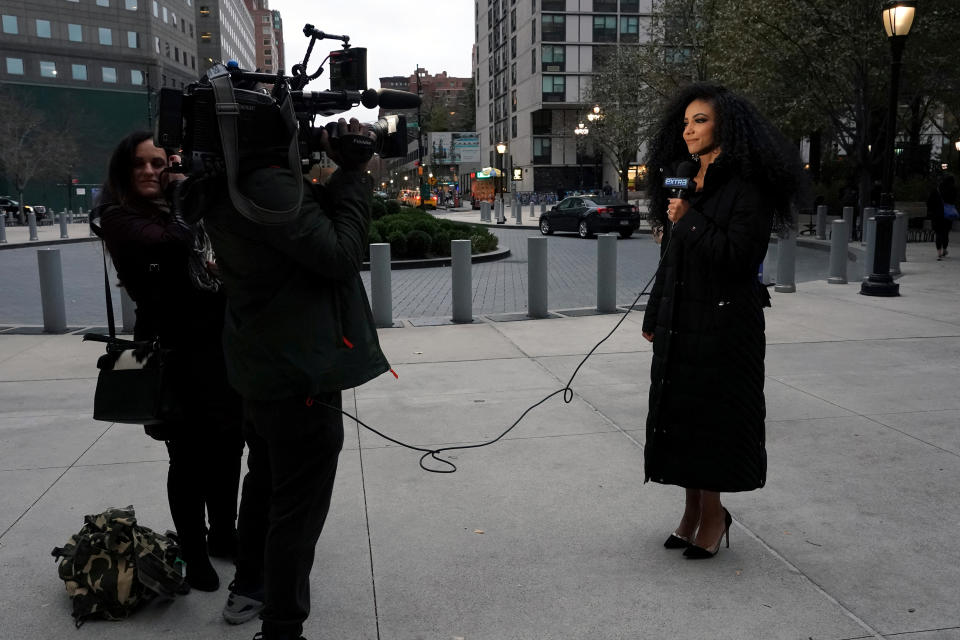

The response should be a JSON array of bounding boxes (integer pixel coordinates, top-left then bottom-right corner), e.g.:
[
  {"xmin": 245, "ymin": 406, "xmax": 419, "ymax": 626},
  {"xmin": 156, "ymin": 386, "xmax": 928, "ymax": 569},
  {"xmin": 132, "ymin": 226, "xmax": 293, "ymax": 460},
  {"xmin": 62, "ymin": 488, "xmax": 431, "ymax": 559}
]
[
  {"xmin": 620, "ymin": 16, "xmax": 639, "ymax": 42},
  {"xmin": 199, "ymin": 5, "xmax": 209, "ymax": 16},
  {"xmin": 131, "ymin": 69, "xmax": 143, "ymax": 84},
  {"xmin": 542, "ymin": 0, "xmax": 564, "ymax": 9},
  {"xmin": 97, "ymin": 0, "xmax": 109, "ymax": 6},
  {"xmin": 541, "ymin": 14, "xmax": 564, "ymax": 42},
  {"xmin": 162, "ymin": 6, "xmax": 168, "ymax": 22},
  {"xmin": 262, "ymin": 26, "xmax": 270, "ymax": 34},
  {"xmin": 512, "ymin": 115, "xmax": 517, "ymax": 138},
  {"xmin": 593, "ymin": 0, "xmax": 617, "ymax": 11},
  {"xmin": 172, "ymin": 12, "xmax": 177, "ymax": 26},
  {"xmin": 189, "ymin": 23, "xmax": 193, "ymax": 37},
  {"xmin": 174, "ymin": 46, "xmax": 179, "ymax": 61},
  {"xmin": 511, "ymin": 89, "xmax": 517, "ymax": 112},
  {"xmin": 542, "ymin": 75, "xmax": 565, "ymax": 102},
  {"xmin": 262, "ymin": 38, "xmax": 270, "ymax": 45},
  {"xmin": 263, "ymin": 47, "xmax": 271, "ymax": 56},
  {"xmin": 593, "ymin": 16, "xmax": 617, "ymax": 42},
  {"xmin": 620, "ymin": 0, "xmax": 639, "ymax": 11},
  {"xmin": 191, "ymin": 54, "xmax": 195, "ymax": 69},
  {"xmin": 511, "ymin": 62, "xmax": 516, "ymax": 85},
  {"xmin": 200, "ymin": 31, "xmax": 211, "ymax": 41},
  {"xmin": 264, "ymin": 57, "xmax": 272, "ymax": 65},
  {"xmin": 40, "ymin": 60, "xmax": 57, "ymax": 78},
  {"xmin": 68, "ymin": 23, "xmax": 82, "ymax": 41},
  {"xmin": 72, "ymin": 63, "xmax": 87, "ymax": 80},
  {"xmin": 102, "ymin": 66, "xmax": 117, "ymax": 83},
  {"xmin": 531, "ymin": 109, "xmax": 551, "ymax": 134},
  {"xmin": 99, "ymin": 27, "xmax": 113, "ymax": 45},
  {"xmin": 127, "ymin": 31, "xmax": 139, "ymax": 48},
  {"xmin": 262, "ymin": 15, "xmax": 270, "ymax": 23},
  {"xmin": 533, "ymin": 137, "xmax": 551, "ymax": 164},
  {"xmin": 511, "ymin": 8, "xmax": 516, "ymax": 31},
  {"xmin": 6, "ymin": 57, "xmax": 24, "ymax": 75},
  {"xmin": 125, "ymin": 0, "xmax": 138, "ymax": 9},
  {"xmin": 36, "ymin": 19, "xmax": 52, "ymax": 38},
  {"xmin": 531, "ymin": 48, "xmax": 536, "ymax": 74},
  {"xmin": 511, "ymin": 35, "xmax": 516, "ymax": 58},
  {"xmin": 542, "ymin": 45, "xmax": 565, "ymax": 71},
  {"xmin": 165, "ymin": 41, "xmax": 170, "ymax": 57},
  {"xmin": 153, "ymin": 0, "xmax": 158, "ymax": 17},
  {"xmin": 2, "ymin": 15, "xmax": 18, "ymax": 35},
  {"xmin": 154, "ymin": 35, "xmax": 160, "ymax": 52}
]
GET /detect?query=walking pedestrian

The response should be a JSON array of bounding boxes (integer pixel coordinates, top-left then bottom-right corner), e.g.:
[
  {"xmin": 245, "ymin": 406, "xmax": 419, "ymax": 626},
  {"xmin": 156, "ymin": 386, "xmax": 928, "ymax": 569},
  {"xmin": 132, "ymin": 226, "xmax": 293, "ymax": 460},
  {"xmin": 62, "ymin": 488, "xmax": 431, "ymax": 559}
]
[
  {"xmin": 641, "ymin": 83, "xmax": 803, "ymax": 559},
  {"xmin": 927, "ymin": 174, "xmax": 956, "ymax": 260}
]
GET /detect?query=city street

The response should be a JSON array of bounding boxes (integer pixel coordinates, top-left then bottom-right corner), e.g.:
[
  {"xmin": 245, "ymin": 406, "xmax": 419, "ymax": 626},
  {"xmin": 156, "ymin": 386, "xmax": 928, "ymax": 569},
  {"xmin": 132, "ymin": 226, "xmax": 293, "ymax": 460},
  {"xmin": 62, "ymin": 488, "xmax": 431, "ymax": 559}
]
[{"xmin": 0, "ymin": 225, "xmax": 860, "ymax": 327}]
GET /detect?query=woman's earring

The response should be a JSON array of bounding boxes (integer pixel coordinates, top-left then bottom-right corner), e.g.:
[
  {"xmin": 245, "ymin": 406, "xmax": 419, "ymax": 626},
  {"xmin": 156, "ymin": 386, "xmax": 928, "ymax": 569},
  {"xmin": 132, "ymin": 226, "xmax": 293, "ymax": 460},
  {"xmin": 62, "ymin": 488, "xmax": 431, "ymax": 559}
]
[{"xmin": 690, "ymin": 153, "xmax": 700, "ymax": 162}]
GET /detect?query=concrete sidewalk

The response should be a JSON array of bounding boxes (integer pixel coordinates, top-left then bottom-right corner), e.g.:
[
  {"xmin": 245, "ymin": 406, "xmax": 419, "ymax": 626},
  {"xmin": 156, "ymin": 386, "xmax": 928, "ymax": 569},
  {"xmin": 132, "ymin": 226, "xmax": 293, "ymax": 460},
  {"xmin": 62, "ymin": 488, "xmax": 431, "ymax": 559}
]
[{"xmin": 1, "ymin": 244, "xmax": 959, "ymax": 639}]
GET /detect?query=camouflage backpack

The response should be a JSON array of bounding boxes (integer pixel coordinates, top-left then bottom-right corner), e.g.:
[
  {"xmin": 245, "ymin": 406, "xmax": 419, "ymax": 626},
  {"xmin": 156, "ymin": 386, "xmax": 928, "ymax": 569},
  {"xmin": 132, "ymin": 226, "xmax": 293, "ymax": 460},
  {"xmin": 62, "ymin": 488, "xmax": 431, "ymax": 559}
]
[{"xmin": 51, "ymin": 506, "xmax": 187, "ymax": 627}]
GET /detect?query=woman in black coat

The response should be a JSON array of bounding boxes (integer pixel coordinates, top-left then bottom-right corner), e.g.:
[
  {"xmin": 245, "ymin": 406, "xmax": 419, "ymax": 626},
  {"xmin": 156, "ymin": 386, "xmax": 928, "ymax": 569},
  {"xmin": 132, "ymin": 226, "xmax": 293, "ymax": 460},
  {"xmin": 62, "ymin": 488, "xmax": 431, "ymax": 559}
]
[
  {"xmin": 94, "ymin": 131, "xmax": 243, "ymax": 590},
  {"xmin": 641, "ymin": 83, "xmax": 803, "ymax": 559}
]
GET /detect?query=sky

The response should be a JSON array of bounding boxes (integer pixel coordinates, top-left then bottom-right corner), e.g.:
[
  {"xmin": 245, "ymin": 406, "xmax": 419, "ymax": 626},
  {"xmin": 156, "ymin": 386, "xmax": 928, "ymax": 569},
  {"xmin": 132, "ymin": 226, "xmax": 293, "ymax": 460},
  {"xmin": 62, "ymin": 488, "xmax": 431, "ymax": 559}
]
[{"xmin": 271, "ymin": 1, "xmax": 476, "ymax": 122}]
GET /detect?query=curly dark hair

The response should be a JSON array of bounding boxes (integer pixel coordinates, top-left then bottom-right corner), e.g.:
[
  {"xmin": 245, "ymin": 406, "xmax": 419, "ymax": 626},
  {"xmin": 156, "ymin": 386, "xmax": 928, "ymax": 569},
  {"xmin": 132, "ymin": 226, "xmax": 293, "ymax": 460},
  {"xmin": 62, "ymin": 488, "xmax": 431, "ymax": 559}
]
[{"xmin": 645, "ymin": 82, "xmax": 804, "ymax": 231}]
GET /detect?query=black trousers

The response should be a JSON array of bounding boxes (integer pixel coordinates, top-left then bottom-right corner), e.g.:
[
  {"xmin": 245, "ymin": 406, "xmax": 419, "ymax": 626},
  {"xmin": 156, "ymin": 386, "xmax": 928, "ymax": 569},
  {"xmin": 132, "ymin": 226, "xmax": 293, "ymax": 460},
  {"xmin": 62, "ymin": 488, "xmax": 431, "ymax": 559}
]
[
  {"xmin": 234, "ymin": 392, "xmax": 344, "ymax": 640},
  {"xmin": 933, "ymin": 219, "xmax": 951, "ymax": 251},
  {"xmin": 161, "ymin": 395, "xmax": 244, "ymax": 564}
]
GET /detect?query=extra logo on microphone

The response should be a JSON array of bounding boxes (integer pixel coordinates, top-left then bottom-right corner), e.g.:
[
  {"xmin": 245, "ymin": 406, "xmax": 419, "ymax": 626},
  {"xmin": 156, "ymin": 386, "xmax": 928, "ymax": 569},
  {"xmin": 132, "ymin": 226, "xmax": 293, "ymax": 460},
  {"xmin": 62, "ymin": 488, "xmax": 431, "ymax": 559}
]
[{"xmin": 664, "ymin": 177, "xmax": 693, "ymax": 189}]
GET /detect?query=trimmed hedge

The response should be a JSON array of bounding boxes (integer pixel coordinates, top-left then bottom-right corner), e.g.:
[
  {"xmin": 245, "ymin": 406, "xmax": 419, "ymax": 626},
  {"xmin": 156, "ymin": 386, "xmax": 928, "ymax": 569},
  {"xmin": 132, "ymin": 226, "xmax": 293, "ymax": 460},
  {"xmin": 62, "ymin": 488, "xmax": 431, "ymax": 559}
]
[{"xmin": 366, "ymin": 207, "xmax": 499, "ymax": 260}]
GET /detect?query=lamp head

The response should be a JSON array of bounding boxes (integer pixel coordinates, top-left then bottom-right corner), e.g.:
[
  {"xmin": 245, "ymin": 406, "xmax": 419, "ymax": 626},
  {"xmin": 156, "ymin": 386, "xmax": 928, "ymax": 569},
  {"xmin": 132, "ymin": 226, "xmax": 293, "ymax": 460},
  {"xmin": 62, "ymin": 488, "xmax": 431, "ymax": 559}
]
[
  {"xmin": 882, "ymin": 1, "xmax": 916, "ymax": 38},
  {"xmin": 955, "ymin": 140, "xmax": 960, "ymax": 152},
  {"xmin": 496, "ymin": 142, "xmax": 507, "ymax": 154}
]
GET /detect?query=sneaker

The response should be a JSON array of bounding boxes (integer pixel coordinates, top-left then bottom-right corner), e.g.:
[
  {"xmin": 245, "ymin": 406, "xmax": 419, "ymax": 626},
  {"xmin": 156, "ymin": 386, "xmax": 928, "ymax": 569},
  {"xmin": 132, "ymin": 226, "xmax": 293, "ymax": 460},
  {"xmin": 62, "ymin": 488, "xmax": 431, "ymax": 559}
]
[
  {"xmin": 223, "ymin": 581, "xmax": 265, "ymax": 625},
  {"xmin": 251, "ymin": 634, "xmax": 307, "ymax": 640}
]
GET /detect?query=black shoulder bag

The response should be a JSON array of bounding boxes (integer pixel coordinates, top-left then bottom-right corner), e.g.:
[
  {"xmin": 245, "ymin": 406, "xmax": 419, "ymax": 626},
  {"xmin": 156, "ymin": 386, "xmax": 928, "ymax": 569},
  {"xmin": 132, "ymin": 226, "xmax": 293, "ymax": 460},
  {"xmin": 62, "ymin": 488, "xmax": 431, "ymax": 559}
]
[{"xmin": 83, "ymin": 226, "xmax": 181, "ymax": 425}]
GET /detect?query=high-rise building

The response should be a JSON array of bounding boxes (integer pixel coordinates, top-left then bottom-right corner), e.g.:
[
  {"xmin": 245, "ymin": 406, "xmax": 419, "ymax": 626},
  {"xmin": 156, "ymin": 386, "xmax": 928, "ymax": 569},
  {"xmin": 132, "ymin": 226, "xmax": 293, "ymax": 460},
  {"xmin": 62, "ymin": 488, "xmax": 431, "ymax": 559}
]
[
  {"xmin": 241, "ymin": 0, "xmax": 278, "ymax": 74},
  {"xmin": 270, "ymin": 9, "xmax": 283, "ymax": 73},
  {"xmin": 474, "ymin": 0, "xmax": 652, "ymax": 194},
  {"xmin": 195, "ymin": 0, "xmax": 254, "ymax": 72},
  {"xmin": 0, "ymin": 0, "xmax": 204, "ymax": 206}
]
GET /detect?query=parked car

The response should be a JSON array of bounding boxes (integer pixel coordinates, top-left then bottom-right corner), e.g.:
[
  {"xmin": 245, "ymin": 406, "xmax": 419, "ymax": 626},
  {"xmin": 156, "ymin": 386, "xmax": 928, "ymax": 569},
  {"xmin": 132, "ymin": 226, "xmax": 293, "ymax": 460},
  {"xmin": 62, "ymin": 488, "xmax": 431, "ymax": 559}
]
[
  {"xmin": 398, "ymin": 188, "xmax": 438, "ymax": 209},
  {"xmin": 0, "ymin": 197, "xmax": 33, "ymax": 223},
  {"xmin": 538, "ymin": 195, "xmax": 641, "ymax": 239}
]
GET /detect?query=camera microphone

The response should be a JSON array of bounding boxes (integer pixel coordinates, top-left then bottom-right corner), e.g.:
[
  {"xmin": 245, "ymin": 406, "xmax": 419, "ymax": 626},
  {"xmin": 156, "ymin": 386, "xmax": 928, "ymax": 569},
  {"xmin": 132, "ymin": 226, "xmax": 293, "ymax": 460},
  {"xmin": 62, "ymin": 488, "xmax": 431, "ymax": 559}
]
[
  {"xmin": 663, "ymin": 160, "xmax": 699, "ymax": 200},
  {"xmin": 360, "ymin": 88, "xmax": 422, "ymax": 110}
]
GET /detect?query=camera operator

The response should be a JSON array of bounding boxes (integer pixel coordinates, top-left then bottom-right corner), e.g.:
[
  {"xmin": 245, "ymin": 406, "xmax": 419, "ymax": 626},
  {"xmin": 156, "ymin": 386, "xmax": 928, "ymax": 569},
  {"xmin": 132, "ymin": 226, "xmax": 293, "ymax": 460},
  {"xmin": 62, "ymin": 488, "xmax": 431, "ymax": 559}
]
[{"xmin": 202, "ymin": 116, "xmax": 390, "ymax": 640}]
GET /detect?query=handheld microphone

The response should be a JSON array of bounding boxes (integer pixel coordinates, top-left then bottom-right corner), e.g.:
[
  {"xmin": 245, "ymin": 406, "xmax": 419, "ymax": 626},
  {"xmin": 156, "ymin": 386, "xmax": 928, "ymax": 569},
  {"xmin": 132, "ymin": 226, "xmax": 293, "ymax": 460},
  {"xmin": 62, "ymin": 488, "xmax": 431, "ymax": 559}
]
[
  {"xmin": 663, "ymin": 160, "xmax": 698, "ymax": 200},
  {"xmin": 360, "ymin": 88, "xmax": 422, "ymax": 109}
]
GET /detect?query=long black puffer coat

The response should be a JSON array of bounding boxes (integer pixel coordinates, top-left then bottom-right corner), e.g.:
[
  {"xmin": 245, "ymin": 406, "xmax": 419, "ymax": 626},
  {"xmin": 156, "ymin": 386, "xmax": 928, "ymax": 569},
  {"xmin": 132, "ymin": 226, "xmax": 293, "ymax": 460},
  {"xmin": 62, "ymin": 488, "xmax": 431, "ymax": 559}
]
[{"xmin": 642, "ymin": 159, "xmax": 772, "ymax": 492}]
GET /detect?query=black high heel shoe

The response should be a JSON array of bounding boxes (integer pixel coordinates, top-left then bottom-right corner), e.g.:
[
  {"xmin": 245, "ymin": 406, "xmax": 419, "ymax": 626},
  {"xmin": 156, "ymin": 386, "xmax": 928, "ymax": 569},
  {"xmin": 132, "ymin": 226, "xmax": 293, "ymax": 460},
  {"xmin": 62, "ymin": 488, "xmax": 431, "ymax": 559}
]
[
  {"xmin": 683, "ymin": 508, "xmax": 732, "ymax": 559},
  {"xmin": 663, "ymin": 533, "xmax": 691, "ymax": 549}
]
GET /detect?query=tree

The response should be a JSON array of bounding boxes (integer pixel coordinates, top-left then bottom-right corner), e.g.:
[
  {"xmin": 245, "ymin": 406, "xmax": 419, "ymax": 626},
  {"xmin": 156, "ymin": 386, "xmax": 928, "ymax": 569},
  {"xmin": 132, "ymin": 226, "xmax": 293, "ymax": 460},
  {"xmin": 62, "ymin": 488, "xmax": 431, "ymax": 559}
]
[
  {"xmin": 582, "ymin": 44, "xmax": 656, "ymax": 200},
  {"xmin": 0, "ymin": 91, "xmax": 62, "ymax": 222}
]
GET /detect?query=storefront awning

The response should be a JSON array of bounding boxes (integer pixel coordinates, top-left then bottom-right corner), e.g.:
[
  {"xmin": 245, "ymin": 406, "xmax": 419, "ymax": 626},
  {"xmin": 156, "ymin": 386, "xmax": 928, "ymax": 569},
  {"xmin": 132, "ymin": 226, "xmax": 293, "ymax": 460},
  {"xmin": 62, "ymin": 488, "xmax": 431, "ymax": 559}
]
[{"xmin": 474, "ymin": 167, "xmax": 504, "ymax": 179}]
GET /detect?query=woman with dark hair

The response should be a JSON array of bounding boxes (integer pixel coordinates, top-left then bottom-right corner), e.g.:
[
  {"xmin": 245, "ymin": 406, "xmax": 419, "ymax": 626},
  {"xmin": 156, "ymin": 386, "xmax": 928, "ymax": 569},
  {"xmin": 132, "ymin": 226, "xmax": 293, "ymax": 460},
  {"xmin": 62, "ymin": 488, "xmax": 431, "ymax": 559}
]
[
  {"xmin": 641, "ymin": 83, "xmax": 803, "ymax": 559},
  {"xmin": 93, "ymin": 131, "xmax": 243, "ymax": 591},
  {"xmin": 927, "ymin": 174, "xmax": 956, "ymax": 259}
]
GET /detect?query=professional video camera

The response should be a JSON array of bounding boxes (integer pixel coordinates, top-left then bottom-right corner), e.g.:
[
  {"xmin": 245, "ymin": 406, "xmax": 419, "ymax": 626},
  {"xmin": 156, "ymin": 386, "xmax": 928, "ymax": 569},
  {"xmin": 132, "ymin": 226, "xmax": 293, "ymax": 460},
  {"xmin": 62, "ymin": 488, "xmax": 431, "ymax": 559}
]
[
  {"xmin": 155, "ymin": 24, "xmax": 419, "ymax": 174},
  {"xmin": 153, "ymin": 24, "xmax": 420, "ymax": 223}
]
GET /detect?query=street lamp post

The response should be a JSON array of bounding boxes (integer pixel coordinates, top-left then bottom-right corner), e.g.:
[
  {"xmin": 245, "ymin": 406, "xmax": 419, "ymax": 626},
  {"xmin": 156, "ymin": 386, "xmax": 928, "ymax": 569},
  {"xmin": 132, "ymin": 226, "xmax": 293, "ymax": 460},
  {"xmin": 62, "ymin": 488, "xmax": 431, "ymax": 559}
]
[
  {"xmin": 954, "ymin": 139, "xmax": 960, "ymax": 170},
  {"xmin": 496, "ymin": 141, "xmax": 507, "ymax": 195},
  {"xmin": 861, "ymin": 0, "xmax": 915, "ymax": 297},
  {"xmin": 574, "ymin": 122, "xmax": 589, "ymax": 190},
  {"xmin": 587, "ymin": 105, "xmax": 603, "ymax": 191}
]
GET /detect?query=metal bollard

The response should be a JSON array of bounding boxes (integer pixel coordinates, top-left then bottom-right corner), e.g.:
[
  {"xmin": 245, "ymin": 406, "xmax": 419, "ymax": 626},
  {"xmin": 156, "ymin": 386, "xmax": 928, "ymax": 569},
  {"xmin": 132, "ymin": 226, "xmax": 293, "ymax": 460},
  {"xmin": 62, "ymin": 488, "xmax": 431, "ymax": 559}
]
[
  {"xmin": 828, "ymin": 219, "xmax": 848, "ymax": 284},
  {"xmin": 0, "ymin": 212, "xmax": 6, "ymax": 244},
  {"xmin": 38, "ymin": 248, "xmax": 67, "ymax": 332},
  {"xmin": 774, "ymin": 227, "xmax": 796, "ymax": 293},
  {"xmin": 59, "ymin": 210, "xmax": 69, "ymax": 239},
  {"xmin": 28, "ymin": 211, "xmax": 39, "ymax": 241},
  {"xmin": 540, "ymin": 202, "xmax": 547, "ymax": 216},
  {"xmin": 119, "ymin": 285, "xmax": 136, "ymax": 333},
  {"xmin": 527, "ymin": 236, "xmax": 548, "ymax": 318},
  {"xmin": 515, "ymin": 200, "xmax": 522, "ymax": 225},
  {"xmin": 816, "ymin": 205, "xmax": 828, "ymax": 240},
  {"xmin": 889, "ymin": 212, "xmax": 903, "ymax": 276},
  {"xmin": 451, "ymin": 239, "xmax": 473, "ymax": 323},
  {"xmin": 894, "ymin": 211, "xmax": 907, "ymax": 266},
  {"xmin": 597, "ymin": 234, "xmax": 618, "ymax": 312},
  {"xmin": 863, "ymin": 216, "xmax": 877, "ymax": 283},
  {"xmin": 842, "ymin": 206, "xmax": 854, "ymax": 240},
  {"xmin": 370, "ymin": 243, "xmax": 393, "ymax": 328},
  {"xmin": 496, "ymin": 199, "xmax": 505, "ymax": 224},
  {"xmin": 480, "ymin": 201, "xmax": 490, "ymax": 222},
  {"xmin": 529, "ymin": 201, "xmax": 536, "ymax": 222},
  {"xmin": 68, "ymin": 209, "xmax": 74, "ymax": 224},
  {"xmin": 861, "ymin": 208, "xmax": 876, "ymax": 245}
]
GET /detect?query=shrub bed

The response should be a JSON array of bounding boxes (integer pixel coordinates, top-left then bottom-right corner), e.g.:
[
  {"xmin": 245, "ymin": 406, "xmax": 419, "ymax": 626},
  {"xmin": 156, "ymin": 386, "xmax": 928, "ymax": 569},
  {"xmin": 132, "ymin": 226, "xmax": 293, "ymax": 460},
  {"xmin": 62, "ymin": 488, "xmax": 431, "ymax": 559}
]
[{"xmin": 365, "ymin": 206, "xmax": 499, "ymax": 260}]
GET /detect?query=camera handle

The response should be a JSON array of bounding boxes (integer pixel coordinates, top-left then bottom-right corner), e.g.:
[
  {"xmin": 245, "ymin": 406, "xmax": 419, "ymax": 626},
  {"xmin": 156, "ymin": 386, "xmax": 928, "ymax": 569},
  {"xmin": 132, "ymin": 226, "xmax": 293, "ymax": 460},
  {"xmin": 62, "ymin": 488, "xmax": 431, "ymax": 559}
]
[
  {"xmin": 291, "ymin": 24, "xmax": 350, "ymax": 92},
  {"xmin": 209, "ymin": 68, "xmax": 304, "ymax": 224}
]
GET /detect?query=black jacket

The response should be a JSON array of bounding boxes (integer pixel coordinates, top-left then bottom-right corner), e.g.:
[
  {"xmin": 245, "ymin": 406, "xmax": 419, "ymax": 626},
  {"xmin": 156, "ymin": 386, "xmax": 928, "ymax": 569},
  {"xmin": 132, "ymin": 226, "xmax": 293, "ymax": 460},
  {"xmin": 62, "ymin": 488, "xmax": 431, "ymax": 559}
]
[
  {"xmin": 641, "ymin": 160, "xmax": 771, "ymax": 492},
  {"xmin": 204, "ymin": 167, "xmax": 390, "ymax": 401}
]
